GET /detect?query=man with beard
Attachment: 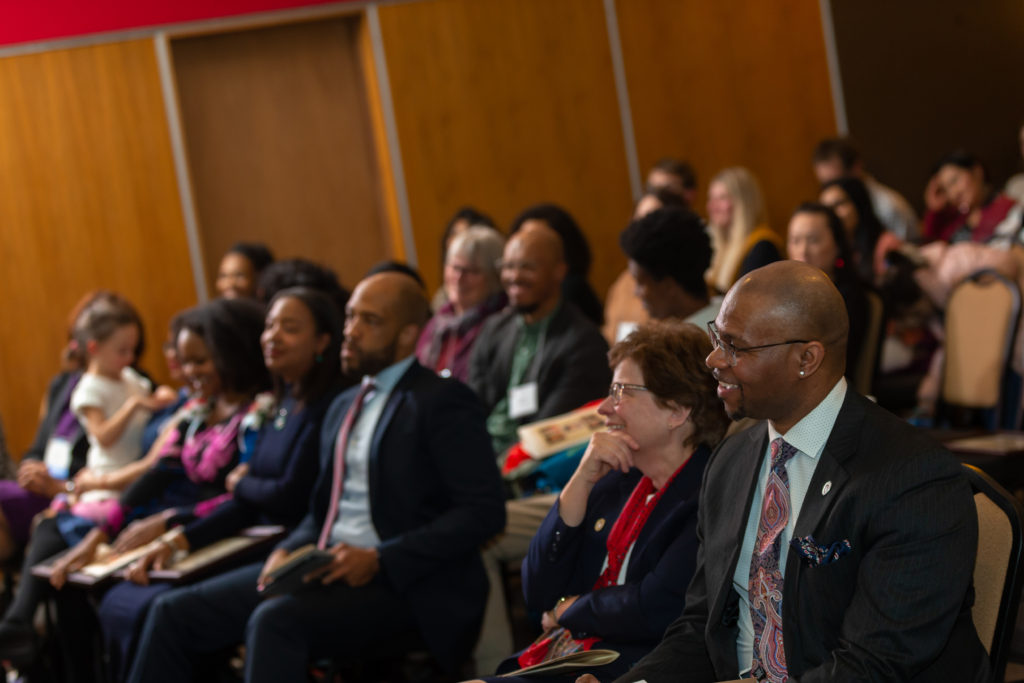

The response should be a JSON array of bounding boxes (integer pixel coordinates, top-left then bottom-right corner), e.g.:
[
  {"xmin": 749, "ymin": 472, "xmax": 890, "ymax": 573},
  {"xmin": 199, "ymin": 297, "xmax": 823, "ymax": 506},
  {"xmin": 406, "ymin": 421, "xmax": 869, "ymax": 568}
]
[
  {"xmin": 469, "ymin": 220, "xmax": 610, "ymax": 458},
  {"xmin": 127, "ymin": 272, "xmax": 506, "ymax": 682},
  {"xmin": 468, "ymin": 221, "xmax": 610, "ymax": 672},
  {"xmin": 579, "ymin": 261, "xmax": 986, "ymax": 683}
]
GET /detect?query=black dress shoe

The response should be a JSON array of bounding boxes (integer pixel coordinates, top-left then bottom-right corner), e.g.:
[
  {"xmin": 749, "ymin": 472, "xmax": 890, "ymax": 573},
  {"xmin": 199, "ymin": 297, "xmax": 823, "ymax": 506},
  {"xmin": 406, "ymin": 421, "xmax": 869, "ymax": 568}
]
[{"xmin": 0, "ymin": 619, "xmax": 38, "ymax": 669}]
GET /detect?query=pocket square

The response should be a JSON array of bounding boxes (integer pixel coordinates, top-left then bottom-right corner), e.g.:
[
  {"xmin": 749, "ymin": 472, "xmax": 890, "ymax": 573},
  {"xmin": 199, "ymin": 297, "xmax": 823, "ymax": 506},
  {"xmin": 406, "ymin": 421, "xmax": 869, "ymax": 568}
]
[{"xmin": 790, "ymin": 535, "xmax": 852, "ymax": 567}]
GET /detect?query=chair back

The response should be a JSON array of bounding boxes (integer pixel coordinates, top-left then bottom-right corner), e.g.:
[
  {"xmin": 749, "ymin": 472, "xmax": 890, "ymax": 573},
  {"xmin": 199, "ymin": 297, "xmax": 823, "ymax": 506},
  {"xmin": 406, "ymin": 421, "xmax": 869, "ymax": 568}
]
[
  {"xmin": 850, "ymin": 289, "xmax": 884, "ymax": 396},
  {"xmin": 943, "ymin": 270, "xmax": 1020, "ymax": 412},
  {"xmin": 965, "ymin": 464, "xmax": 1024, "ymax": 681}
]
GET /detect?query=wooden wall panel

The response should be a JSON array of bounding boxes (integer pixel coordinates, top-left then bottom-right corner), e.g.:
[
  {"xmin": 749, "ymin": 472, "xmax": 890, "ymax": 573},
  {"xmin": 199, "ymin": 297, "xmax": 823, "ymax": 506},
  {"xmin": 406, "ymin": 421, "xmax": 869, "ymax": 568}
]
[
  {"xmin": 0, "ymin": 40, "xmax": 195, "ymax": 457},
  {"xmin": 170, "ymin": 17, "xmax": 393, "ymax": 296},
  {"xmin": 377, "ymin": 0, "xmax": 634, "ymax": 296},
  {"xmin": 617, "ymin": 0, "xmax": 837, "ymax": 234}
]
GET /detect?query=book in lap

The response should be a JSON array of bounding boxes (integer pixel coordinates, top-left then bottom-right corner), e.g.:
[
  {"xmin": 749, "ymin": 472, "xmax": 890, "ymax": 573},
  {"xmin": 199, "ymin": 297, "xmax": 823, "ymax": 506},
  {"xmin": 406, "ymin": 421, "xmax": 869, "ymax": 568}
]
[
  {"xmin": 147, "ymin": 526, "xmax": 285, "ymax": 583},
  {"xmin": 256, "ymin": 544, "xmax": 334, "ymax": 597},
  {"xmin": 32, "ymin": 542, "xmax": 158, "ymax": 587},
  {"xmin": 32, "ymin": 525, "xmax": 285, "ymax": 587},
  {"xmin": 498, "ymin": 649, "xmax": 619, "ymax": 678}
]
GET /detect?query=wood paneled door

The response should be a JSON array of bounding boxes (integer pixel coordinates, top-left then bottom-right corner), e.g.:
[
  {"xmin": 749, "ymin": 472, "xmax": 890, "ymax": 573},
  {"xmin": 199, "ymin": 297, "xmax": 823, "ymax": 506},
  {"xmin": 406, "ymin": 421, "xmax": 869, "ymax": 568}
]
[{"xmin": 170, "ymin": 15, "xmax": 395, "ymax": 295}]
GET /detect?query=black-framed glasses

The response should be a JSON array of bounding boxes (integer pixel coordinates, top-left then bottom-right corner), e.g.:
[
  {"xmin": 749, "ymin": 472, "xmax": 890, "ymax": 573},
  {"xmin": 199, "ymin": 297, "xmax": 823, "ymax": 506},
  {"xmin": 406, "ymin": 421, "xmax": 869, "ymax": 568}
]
[
  {"xmin": 609, "ymin": 382, "xmax": 649, "ymax": 404},
  {"xmin": 707, "ymin": 321, "xmax": 810, "ymax": 367}
]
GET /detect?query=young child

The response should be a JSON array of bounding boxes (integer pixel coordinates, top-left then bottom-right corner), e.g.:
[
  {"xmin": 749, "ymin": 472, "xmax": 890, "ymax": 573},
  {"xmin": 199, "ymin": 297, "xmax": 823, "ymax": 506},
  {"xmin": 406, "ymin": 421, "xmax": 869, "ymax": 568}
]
[{"xmin": 61, "ymin": 294, "xmax": 176, "ymax": 526}]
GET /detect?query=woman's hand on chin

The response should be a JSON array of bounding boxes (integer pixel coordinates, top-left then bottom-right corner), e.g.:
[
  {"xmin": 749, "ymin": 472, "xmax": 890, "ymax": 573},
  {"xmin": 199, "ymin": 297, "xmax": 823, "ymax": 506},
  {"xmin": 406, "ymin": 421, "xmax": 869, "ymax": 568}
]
[
  {"xmin": 559, "ymin": 431, "xmax": 639, "ymax": 527},
  {"xmin": 578, "ymin": 431, "xmax": 638, "ymax": 485}
]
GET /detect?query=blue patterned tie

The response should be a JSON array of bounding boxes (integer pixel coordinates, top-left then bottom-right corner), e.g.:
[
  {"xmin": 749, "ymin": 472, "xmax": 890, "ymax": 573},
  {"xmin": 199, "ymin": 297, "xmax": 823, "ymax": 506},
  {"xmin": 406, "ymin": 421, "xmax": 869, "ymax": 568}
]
[{"xmin": 749, "ymin": 437, "xmax": 797, "ymax": 682}]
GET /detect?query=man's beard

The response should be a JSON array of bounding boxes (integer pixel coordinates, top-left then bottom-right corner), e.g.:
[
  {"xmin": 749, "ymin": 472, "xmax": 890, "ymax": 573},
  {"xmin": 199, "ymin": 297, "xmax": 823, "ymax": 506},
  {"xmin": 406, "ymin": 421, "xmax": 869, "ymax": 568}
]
[
  {"xmin": 342, "ymin": 339, "xmax": 398, "ymax": 378},
  {"xmin": 720, "ymin": 386, "xmax": 747, "ymax": 422},
  {"xmin": 512, "ymin": 299, "xmax": 541, "ymax": 315},
  {"xmin": 724, "ymin": 403, "xmax": 747, "ymax": 422}
]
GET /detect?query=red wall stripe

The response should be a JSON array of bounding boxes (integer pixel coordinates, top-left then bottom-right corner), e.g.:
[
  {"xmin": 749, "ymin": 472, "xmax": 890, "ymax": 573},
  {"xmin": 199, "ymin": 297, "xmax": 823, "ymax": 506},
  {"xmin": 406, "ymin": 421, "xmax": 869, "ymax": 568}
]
[{"xmin": 0, "ymin": 0, "xmax": 356, "ymax": 47}]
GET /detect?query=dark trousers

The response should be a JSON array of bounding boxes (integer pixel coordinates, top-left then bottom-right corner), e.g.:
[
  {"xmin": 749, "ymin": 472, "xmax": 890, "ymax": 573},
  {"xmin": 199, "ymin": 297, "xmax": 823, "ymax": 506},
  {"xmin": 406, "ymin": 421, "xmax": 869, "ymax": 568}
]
[
  {"xmin": 97, "ymin": 580, "xmax": 172, "ymax": 682},
  {"xmin": 3, "ymin": 515, "xmax": 101, "ymax": 683},
  {"xmin": 127, "ymin": 561, "xmax": 416, "ymax": 683},
  {"xmin": 5, "ymin": 516, "xmax": 67, "ymax": 625}
]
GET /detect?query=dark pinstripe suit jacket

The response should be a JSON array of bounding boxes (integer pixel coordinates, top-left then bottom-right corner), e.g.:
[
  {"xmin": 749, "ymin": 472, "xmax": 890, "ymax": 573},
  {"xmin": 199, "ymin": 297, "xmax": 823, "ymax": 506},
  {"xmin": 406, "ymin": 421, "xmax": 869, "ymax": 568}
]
[{"xmin": 615, "ymin": 390, "xmax": 989, "ymax": 683}]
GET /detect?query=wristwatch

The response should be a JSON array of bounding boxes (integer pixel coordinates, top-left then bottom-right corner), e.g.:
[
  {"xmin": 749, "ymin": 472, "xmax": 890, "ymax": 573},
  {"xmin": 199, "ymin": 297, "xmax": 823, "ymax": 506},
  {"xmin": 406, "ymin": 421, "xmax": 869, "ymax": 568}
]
[{"xmin": 64, "ymin": 480, "xmax": 75, "ymax": 494}]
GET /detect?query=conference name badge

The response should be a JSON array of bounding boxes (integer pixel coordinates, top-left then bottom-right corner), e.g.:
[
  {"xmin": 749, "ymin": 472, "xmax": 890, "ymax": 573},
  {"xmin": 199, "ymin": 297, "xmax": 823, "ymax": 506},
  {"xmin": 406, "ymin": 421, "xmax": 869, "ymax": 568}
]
[{"xmin": 509, "ymin": 382, "xmax": 539, "ymax": 419}]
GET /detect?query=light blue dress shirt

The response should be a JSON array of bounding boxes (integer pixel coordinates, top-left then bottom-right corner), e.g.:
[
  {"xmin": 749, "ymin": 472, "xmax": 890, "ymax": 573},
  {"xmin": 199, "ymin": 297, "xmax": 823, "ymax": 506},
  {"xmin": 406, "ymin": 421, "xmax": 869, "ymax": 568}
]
[
  {"xmin": 329, "ymin": 355, "xmax": 416, "ymax": 548},
  {"xmin": 734, "ymin": 377, "xmax": 847, "ymax": 673}
]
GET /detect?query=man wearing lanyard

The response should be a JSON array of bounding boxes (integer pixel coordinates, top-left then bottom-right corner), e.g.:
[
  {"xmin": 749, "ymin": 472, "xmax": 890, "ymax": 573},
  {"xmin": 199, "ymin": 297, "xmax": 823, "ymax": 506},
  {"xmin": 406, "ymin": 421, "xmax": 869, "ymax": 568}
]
[
  {"xmin": 468, "ymin": 220, "xmax": 610, "ymax": 671},
  {"xmin": 582, "ymin": 261, "xmax": 986, "ymax": 683},
  {"xmin": 127, "ymin": 272, "xmax": 505, "ymax": 682},
  {"xmin": 469, "ymin": 220, "xmax": 611, "ymax": 466}
]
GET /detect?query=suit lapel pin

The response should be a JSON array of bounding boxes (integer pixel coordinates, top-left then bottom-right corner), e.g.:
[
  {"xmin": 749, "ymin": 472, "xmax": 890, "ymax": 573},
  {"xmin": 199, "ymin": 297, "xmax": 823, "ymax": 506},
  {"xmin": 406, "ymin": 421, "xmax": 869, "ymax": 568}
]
[
  {"xmin": 821, "ymin": 481, "xmax": 832, "ymax": 495},
  {"xmin": 594, "ymin": 518, "xmax": 606, "ymax": 532}
]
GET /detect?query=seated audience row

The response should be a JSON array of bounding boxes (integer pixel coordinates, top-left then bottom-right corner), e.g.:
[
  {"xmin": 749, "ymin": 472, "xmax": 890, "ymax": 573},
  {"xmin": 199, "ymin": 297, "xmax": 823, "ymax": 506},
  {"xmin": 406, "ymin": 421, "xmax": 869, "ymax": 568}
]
[
  {"xmin": 4, "ymin": 125, "xmax": 1018, "ymax": 683},
  {"xmin": 104, "ymin": 287, "xmax": 345, "ymax": 680},
  {"xmin": 0, "ymin": 297, "xmax": 268, "ymax": 674},
  {"xmin": 0, "ymin": 255, "xmax": 354, "ymax": 678},
  {"xmin": 127, "ymin": 272, "xmax": 505, "ymax": 683}
]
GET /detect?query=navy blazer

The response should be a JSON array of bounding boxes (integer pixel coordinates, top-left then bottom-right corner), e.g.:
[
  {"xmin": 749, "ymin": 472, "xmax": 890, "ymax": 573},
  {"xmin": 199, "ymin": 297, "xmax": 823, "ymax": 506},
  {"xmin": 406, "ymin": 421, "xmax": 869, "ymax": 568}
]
[
  {"xmin": 277, "ymin": 361, "xmax": 506, "ymax": 672},
  {"xmin": 617, "ymin": 390, "xmax": 990, "ymax": 683},
  {"xmin": 183, "ymin": 388, "xmax": 338, "ymax": 550},
  {"xmin": 518, "ymin": 446, "xmax": 709, "ymax": 674}
]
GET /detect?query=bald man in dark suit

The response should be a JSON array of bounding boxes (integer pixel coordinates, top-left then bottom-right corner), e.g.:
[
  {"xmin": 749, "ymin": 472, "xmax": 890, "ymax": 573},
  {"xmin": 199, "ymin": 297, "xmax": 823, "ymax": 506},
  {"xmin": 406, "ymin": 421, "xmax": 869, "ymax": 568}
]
[{"xmin": 585, "ymin": 261, "xmax": 988, "ymax": 683}]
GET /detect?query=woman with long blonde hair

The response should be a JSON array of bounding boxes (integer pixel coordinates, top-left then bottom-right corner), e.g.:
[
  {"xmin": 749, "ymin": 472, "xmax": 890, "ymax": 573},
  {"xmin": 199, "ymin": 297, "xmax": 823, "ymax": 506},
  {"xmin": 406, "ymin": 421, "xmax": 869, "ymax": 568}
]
[{"xmin": 705, "ymin": 167, "xmax": 782, "ymax": 294}]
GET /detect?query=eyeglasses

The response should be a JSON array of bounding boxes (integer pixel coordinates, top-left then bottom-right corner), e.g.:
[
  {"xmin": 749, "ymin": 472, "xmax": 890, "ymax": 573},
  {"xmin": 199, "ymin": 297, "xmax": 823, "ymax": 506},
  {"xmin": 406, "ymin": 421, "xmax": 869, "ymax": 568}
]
[
  {"xmin": 706, "ymin": 321, "xmax": 810, "ymax": 367},
  {"xmin": 609, "ymin": 382, "xmax": 649, "ymax": 404}
]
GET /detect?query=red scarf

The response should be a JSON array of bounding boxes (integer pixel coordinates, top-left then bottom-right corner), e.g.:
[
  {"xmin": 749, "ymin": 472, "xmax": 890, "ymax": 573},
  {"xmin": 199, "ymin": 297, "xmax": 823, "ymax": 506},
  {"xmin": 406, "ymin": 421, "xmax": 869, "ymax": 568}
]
[{"xmin": 517, "ymin": 458, "xmax": 690, "ymax": 668}]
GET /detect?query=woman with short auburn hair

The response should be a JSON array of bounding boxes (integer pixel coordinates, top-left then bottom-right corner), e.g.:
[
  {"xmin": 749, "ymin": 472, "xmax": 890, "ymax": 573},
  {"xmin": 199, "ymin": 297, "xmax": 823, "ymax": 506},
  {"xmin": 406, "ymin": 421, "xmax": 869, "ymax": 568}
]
[{"xmin": 474, "ymin": 320, "xmax": 728, "ymax": 683}]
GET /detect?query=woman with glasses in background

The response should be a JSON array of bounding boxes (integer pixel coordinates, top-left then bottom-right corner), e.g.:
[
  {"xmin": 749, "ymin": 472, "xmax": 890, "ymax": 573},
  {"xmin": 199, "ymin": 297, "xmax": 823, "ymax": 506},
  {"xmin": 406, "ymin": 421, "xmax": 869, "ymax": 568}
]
[
  {"xmin": 416, "ymin": 226, "xmax": 506, "ymax": 382},
  {"xmin": 472, "ymin": 319, "xmax": 729, "ymax": 683}
]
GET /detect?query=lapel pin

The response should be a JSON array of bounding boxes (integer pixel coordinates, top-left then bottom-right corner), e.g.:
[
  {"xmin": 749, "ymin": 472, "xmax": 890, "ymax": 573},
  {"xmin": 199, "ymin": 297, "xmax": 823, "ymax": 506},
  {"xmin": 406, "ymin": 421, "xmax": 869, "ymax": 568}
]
[
  {"xmin": 821, "ymin": 481, "xmax": 832, "ymax": 495},
  {"xmin": 594, "ymin": 518, "xmax": 606, "ymax": 532}
]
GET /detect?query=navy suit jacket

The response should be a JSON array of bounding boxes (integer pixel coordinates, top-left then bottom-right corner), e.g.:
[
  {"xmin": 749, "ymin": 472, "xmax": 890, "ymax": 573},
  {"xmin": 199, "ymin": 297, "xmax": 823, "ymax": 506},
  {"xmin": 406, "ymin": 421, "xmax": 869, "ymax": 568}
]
[
  {"xmin": 277, "ymin": 361, "xmax": 506, "ymax": 672},
  {"xmin": 516, "ymin": 446, "xmax": 709, "ymax": 676},
  {"xmin": 617, "ymin": 390, "xmax": 989, "ymax": 683}
]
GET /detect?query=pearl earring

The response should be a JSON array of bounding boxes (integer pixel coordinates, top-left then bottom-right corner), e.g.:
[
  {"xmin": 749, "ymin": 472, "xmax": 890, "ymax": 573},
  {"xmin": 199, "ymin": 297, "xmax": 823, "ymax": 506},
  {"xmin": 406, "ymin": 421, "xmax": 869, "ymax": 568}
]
[{"xmin": 799, "ymin": 370, "xmax": 805, "ymax": 377}]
